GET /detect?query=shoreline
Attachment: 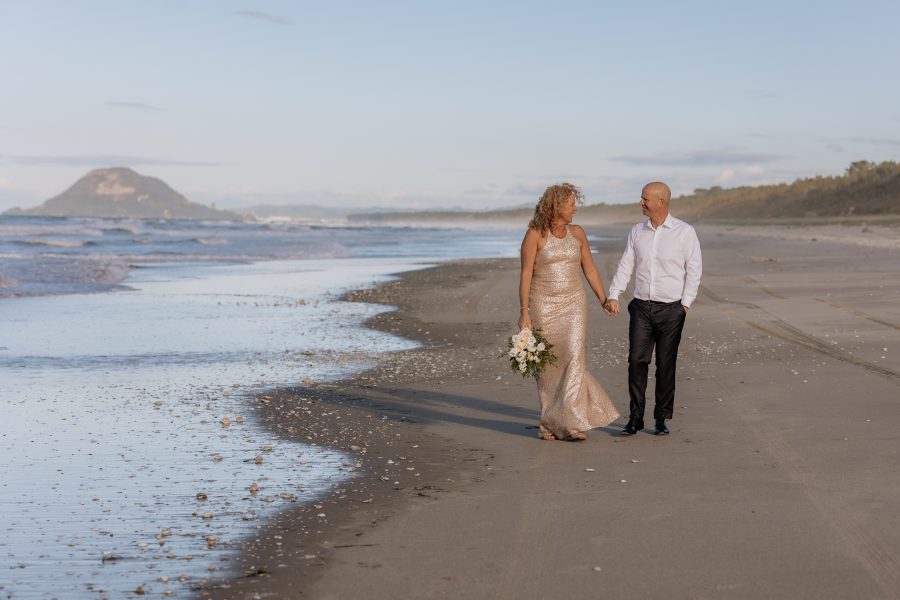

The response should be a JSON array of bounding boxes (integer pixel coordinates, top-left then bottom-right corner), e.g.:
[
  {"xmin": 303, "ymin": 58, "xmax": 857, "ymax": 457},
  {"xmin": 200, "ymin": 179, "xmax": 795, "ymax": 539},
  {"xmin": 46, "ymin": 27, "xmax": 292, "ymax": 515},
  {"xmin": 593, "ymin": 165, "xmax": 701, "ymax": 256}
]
[
  {"xmin": 205, "ymin": 223, "xmax": 900, "ymax": 598},
  {"xmin": 202, "ymin": 257, "xmax": 519, "ymax": 598}
]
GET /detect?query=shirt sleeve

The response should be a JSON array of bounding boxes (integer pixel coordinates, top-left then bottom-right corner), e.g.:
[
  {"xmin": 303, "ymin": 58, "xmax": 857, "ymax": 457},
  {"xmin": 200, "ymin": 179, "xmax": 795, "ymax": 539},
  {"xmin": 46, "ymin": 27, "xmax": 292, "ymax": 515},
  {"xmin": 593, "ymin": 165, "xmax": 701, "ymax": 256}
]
[
  {"xmin": 680, "ymin": 226, "xmax": 702, "ymax": 308},
  {"xmin": 608, "ymin": 226, "xmax": 636, "ymax": 301}
]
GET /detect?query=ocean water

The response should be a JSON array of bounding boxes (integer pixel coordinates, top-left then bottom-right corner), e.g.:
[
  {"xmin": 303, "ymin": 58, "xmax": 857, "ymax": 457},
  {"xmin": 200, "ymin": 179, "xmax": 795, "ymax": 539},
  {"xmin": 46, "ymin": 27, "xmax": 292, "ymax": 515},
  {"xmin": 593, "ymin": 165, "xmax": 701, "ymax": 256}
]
[
  {"xmin": 0, "ymin": 216, "xmax": 522, "ymax": 598},
  {"xmin": 0, "ymin": 216, "xmax": 517, "ymax": 298}
]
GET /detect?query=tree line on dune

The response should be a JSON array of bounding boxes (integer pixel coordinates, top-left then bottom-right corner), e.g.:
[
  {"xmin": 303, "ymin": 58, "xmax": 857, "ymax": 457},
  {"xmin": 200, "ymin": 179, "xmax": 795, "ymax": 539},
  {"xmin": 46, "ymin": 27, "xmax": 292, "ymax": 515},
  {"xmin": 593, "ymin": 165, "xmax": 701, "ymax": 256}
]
[{"xmin": 677, "ymin": 160, "xmax": 900, "ymax": 220}]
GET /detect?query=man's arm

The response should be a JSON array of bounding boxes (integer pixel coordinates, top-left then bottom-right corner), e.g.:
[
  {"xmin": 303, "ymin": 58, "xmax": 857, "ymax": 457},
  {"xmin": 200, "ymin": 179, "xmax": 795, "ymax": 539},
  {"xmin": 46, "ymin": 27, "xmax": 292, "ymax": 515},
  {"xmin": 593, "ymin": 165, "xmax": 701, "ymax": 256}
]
[
  {"xmin": 605, "ymin": 226, "xmax": 636, "ymax": 316},
  {"xmin": 681, "ymin": 227, "xmax": 702, "ymax": 309},
  {"xmin": 608, "ymin": 227, "xmax": 636, "ymax": 301}
]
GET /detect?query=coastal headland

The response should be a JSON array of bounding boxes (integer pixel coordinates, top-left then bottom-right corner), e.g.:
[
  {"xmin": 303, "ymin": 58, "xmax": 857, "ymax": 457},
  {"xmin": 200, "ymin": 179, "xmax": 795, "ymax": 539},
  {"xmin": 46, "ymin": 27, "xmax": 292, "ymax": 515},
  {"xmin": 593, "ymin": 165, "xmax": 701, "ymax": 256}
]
[{"xmin": 205, "ymin": 222, "xmax": 900, "ymax": 599}]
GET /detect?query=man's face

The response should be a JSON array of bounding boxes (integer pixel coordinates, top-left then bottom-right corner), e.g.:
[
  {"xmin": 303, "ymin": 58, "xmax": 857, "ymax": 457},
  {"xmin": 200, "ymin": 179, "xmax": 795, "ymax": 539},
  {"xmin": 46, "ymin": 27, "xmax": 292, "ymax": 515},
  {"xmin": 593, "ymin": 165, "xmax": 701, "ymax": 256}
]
[{"xmin": 640, "ymin": 188, "xmax": 662, "ymax": 219}]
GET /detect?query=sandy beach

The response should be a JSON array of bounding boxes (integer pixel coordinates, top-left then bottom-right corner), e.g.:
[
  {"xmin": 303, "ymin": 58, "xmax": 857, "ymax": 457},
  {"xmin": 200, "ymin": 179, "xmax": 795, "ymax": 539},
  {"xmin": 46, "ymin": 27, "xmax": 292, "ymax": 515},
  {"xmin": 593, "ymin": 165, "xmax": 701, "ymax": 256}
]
[{"xmin": 204, "ymin": 223, "xmax": 900, "ymax": 599}]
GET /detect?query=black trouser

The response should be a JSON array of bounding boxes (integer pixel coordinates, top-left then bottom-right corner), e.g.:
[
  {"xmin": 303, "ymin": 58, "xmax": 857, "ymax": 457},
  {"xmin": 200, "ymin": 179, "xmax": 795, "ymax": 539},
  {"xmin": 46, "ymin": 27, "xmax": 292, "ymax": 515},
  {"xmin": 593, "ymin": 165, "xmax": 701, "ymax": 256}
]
[{"xmin": 627, "ymin": 298, "xmax": 686, "ymax": 423}]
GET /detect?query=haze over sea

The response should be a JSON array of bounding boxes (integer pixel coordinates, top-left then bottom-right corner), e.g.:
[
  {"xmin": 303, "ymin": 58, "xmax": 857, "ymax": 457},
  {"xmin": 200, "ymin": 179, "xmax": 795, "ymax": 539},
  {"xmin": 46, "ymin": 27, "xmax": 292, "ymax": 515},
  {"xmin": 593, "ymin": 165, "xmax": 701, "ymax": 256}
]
[{"xmin": 0, "ymin": 216, "xmax": 522, "ymax": 598}]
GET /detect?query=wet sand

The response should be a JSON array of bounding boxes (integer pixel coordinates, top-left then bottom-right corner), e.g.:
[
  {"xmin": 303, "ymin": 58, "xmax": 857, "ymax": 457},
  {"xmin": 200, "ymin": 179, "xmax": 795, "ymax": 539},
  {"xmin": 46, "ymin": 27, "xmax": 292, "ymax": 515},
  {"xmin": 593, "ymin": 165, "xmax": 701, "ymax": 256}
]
[{"xmin": 204, "ymin": 223, "xmax": 900, "ymax": 599}]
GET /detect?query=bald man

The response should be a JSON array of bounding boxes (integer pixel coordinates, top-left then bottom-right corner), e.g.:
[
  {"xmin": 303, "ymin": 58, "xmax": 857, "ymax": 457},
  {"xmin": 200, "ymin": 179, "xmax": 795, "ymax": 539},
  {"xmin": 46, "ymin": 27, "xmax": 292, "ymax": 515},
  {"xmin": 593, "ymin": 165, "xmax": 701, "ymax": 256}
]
[{"xmin": 604, "ymin": 182, "xmax": 702, "ymax": 436}]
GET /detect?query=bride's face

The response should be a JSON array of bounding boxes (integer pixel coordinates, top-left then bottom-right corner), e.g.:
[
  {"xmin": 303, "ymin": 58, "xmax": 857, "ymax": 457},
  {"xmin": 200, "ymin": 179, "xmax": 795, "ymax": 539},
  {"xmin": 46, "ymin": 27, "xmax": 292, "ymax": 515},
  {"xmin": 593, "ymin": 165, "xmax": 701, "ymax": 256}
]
[{"xmin": 557, "ymin": 194, "xmax": 577, "ymax": 224}]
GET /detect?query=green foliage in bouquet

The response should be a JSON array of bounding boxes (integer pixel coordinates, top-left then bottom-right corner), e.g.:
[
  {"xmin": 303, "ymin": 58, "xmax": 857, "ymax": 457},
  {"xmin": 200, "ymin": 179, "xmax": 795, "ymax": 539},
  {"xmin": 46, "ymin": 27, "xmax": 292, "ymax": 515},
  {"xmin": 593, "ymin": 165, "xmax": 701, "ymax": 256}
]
[{"xmin": 500, "ymin": 327, "xmax": 558, "ymax": 379}]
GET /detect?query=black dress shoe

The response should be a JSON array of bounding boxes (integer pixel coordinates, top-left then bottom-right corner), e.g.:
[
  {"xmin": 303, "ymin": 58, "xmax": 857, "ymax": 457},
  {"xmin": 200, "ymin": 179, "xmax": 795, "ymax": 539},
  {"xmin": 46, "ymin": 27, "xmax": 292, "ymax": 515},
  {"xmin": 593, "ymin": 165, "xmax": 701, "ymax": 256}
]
[
  {"xmin": 654, "ymin": 420, "xmax": 670, "ymax": 436},
  {"xmin": 620, "ymin": 419, "xmax": 644, "ymax": 436}
]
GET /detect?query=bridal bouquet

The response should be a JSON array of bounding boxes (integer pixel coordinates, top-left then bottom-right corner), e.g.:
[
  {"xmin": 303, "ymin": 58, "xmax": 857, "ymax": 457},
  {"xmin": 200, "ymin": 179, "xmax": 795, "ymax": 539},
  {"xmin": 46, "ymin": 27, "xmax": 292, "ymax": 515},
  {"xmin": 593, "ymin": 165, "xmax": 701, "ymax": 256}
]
[{"xmin": 501, "ymin": 328, "xmax": 557, "ymax": 379}]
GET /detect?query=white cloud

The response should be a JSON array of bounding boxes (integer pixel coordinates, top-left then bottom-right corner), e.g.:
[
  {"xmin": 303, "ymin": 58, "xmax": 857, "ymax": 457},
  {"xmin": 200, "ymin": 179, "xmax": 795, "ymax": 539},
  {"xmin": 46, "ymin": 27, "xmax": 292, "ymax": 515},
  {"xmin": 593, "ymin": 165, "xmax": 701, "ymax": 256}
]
[{"xmin": 713, "ymin": 165, "xmax": 776, "ymax": 188}]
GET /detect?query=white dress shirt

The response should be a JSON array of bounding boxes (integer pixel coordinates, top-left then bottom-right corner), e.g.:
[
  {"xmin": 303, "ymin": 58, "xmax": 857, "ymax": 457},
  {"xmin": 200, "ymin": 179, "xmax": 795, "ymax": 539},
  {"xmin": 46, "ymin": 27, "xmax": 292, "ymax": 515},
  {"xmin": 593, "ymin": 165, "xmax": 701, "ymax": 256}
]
[{"xmin": 608, "ymin": 214, "xmax": 702, "ymax": 307}]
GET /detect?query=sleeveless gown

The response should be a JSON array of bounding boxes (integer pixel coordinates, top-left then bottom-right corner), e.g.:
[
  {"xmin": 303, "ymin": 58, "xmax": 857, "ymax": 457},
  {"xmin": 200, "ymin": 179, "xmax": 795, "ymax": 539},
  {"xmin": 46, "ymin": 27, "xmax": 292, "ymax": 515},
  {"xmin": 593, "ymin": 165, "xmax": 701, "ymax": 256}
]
[{"xmin": 530, "ymin": 227, "xmax": 620, "ymax": 437}]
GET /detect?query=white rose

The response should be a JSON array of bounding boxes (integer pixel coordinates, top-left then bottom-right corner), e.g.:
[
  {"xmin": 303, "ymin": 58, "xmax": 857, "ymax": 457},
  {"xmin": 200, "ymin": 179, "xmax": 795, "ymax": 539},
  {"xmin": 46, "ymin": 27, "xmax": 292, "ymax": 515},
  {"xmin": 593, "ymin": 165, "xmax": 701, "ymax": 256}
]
[
  {"xmin": 528, "ymin": 335, "xmax": 537, "ymax": 346},
  {"xmin": 537, "ymin": 342, "xmax": 545, "ymax": 351},
  {"xmin": 517, "ymin": 351, "xmax": 526, "ymax": 361},
  {"xmin": 508, "ymin": 349, "xmax": 518, "ymax": 358},
  {"xmin": 518, "ymin": 363, "xmax": 527, "ymax": 372}
]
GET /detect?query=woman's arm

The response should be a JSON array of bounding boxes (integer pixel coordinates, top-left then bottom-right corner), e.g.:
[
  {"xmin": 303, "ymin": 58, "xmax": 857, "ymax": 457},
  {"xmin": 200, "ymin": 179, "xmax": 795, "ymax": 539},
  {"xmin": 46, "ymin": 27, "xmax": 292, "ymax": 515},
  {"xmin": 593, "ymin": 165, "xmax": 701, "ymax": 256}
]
[
  {"xmin": 572, "ymin": 225, "xmax": 607, "ymax": 305},
  {"xmin": 518, "ymin": 228, "xmax": 539, "ymax": 330}
]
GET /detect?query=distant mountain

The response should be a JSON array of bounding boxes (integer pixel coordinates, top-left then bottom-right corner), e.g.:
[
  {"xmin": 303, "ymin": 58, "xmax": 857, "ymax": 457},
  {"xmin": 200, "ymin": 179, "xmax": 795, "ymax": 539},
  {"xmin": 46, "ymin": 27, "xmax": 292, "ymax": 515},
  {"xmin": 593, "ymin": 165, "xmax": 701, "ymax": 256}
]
[{"xmin": 5, "ymin": 167, "xmax": 241, "ymax": 220}]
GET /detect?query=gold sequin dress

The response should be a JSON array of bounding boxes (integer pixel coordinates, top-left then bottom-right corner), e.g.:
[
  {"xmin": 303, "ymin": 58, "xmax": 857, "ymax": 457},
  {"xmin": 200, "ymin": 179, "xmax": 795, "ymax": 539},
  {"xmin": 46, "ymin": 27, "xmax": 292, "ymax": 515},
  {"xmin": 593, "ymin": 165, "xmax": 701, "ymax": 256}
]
[{"xmin": 531, "ymin": 226, "xmax": 619, "ymax": 437}]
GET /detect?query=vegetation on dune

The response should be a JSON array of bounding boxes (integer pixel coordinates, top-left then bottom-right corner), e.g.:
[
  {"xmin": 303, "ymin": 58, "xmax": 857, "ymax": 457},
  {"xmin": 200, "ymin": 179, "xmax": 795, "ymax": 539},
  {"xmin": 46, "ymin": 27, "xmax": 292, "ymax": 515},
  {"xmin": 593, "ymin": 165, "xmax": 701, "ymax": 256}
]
[
  {"xmin": 349, "ymin": 161, "xmax": 900, "ymax": 224},
  {"xmin": 678, "ymin": 160, "xmax": 900, "ymax": 220}
]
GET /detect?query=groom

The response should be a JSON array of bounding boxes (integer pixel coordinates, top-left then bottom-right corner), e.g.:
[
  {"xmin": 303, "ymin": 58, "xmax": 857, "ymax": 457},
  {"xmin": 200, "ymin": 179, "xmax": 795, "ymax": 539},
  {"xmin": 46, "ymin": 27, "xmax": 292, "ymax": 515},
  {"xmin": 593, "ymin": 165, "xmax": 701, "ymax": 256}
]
[{"xmin": 604, "ymin": 182, "xmax": 702, "ymax": 436}]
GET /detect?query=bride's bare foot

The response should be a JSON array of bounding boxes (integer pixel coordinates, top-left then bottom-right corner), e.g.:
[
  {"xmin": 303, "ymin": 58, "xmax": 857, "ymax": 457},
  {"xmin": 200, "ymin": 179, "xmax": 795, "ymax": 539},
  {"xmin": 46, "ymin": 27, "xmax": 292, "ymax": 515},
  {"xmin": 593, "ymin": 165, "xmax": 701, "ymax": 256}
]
[
  {"xmin": 538, "ymin": 425, "xmax": 556, "ymax": 441},
  {"xmin": 564, "ymin": 431, "xmax": 587, "ymax": 441}
]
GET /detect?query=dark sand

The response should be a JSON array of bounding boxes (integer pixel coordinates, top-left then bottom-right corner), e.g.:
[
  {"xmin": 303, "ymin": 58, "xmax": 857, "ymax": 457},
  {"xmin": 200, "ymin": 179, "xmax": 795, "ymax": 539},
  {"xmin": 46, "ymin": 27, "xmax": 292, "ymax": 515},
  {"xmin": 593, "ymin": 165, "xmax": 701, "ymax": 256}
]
[{"xmin": 204, "ymin": 223, "xmax": 900, "ymax": 599}]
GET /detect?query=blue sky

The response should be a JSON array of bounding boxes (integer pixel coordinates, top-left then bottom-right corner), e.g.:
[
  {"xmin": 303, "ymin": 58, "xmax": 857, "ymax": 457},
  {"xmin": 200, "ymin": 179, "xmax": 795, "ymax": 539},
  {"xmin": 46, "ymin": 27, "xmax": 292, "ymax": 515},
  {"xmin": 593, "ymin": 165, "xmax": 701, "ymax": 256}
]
[{"xmin": 1, "ymin": 1, "xmax": 899, "ymax": 211}]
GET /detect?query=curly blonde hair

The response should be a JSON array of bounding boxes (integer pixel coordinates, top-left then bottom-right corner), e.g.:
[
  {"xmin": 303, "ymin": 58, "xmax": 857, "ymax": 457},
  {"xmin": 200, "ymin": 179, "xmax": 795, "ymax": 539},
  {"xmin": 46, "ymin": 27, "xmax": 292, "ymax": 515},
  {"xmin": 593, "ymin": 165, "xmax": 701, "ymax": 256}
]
[{"xmin": 528, "ymin": 183, "xmax": 584, "ymax": 234}]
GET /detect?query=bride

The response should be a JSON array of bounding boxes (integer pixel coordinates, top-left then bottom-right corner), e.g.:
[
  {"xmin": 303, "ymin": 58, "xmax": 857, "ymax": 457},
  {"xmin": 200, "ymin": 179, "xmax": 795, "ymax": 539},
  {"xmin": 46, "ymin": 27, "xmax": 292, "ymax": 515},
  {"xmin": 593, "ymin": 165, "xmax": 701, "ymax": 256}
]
[{"xmin": 517, "ymin": 183, "xmax": 619, "ymax": 441}]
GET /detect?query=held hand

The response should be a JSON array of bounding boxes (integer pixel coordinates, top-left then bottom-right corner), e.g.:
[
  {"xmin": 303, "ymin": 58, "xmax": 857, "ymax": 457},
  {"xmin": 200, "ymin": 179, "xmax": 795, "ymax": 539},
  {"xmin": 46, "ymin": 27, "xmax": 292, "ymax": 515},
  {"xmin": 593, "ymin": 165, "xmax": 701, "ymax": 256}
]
[
  {"xmin": 683, "ymin": 305, "xmax": 689, "ymax": 313},
  {"xmin": 600, "ymin": 299, "xmax": 612, "ymax": 316},
  {"xmin": 604, "ymin": 299, "xmax": 620, "ymax": 316}
]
